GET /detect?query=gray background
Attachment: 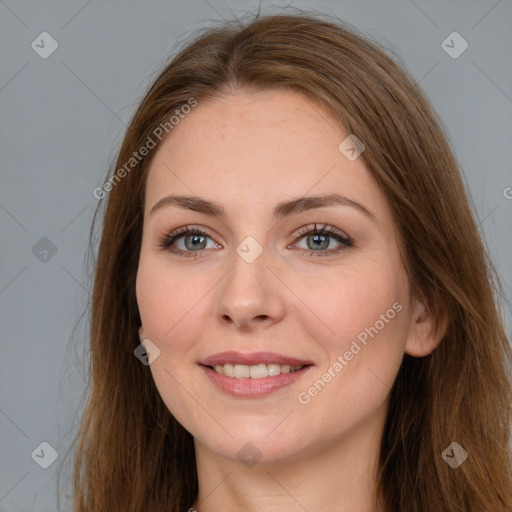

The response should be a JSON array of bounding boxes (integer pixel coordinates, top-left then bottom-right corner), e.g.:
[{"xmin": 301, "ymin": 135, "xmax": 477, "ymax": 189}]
[{"xmin": 1, "ymin": 0, "xmax": 511, "ymax": 510}]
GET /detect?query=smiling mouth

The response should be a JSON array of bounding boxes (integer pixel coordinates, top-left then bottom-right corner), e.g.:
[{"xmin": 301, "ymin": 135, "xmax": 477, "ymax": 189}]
[{"xmin": 205, "ymin": 363, "xmax": 310, "ymax": 378}]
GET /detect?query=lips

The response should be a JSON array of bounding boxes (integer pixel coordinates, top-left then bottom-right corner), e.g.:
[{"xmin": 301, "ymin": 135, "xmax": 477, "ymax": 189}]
[
  {"xmin": 200, "ymin": 351, "xmax": 312, "ymax": 367},
  {"xmin": 199, "ymin": 351, "xmax": 314, "ymax": 397}
]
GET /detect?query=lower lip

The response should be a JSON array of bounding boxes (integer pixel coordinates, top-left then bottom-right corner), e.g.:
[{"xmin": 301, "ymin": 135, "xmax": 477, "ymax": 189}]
[{"xmin": 200, "ymin": 365, "xmax": 312, "ymax": 398}]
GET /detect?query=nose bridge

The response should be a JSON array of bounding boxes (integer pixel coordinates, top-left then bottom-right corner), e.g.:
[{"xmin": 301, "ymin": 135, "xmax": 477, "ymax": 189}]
[
  {"xmin": 223, "ymin": 239, "xmax": 270, "ymax": 304},
  {"xmin": 214, "ymin": 237, "xmax": 284, "ymax": 327}
]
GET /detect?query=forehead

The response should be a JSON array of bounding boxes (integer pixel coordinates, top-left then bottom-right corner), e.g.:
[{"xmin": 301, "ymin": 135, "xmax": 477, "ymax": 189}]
[{"xmin": 144, "ymin": 88, "xmax": 386, "ymax": 221}]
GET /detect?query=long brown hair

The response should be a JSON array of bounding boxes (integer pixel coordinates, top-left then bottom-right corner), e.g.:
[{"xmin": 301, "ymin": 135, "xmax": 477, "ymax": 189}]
[{"xmin": 66, "ymin": 10, "xmax": 512, "ymax": 512}]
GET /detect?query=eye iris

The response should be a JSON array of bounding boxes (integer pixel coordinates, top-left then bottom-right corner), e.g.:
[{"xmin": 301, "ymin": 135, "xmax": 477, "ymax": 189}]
[
  {"xmin": 308, "ymin": 233, "xmax": 329, "ymax": 250},
  {"xmin": 185, "ymin": 234, "xmax": 206, "ymax": 250}
]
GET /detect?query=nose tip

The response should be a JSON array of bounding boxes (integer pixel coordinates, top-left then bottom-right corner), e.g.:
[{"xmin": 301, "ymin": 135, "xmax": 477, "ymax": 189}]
[
  {"xmin": 215, "ymin": 255, "xmax": 286, "ymax": 330},
  {"xmin": 220, "ymin": 311, "xmax": 272, "ymax": 330}
]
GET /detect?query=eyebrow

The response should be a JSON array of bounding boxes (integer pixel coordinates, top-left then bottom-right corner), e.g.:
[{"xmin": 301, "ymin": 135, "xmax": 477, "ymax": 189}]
[{"xmin": 149, "ymin": 193, "xmax": 376, "ymax": 222}]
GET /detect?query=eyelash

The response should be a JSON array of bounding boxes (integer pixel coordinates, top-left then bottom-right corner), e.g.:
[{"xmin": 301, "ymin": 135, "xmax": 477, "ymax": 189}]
[{"xmin": 157, "ymin": 223, "xmax": 354, "ymax": 259}]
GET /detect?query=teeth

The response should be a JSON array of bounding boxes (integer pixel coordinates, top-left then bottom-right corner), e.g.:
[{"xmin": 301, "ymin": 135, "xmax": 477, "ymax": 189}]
[
  {"xmin": 234, "ymin": 364, "xmax": 250, "ymax": 378},
  {"xmin": 211, "ymin": 363, "xmax": 303, "ymax": 378},
  {"xmin": 250, "ymin": 364, "xmax": 267, "ymax": 378}
]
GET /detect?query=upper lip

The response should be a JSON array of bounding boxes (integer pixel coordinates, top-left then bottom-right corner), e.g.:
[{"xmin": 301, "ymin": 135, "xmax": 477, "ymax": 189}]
[{"xmin": 200, "ymin": 351, "xmax": 313, "ymax": 367}]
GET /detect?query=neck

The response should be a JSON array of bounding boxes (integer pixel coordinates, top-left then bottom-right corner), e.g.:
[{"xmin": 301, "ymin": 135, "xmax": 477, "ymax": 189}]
[{"xmin": 191, "ymin": 401, "xmax": 388, "ymax": 512}]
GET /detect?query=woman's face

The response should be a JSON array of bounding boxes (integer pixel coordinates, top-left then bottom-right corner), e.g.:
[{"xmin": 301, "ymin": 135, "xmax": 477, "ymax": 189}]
[{"xmin": 136, "ymin": 88, "xmax": 427, "ymax": 465}]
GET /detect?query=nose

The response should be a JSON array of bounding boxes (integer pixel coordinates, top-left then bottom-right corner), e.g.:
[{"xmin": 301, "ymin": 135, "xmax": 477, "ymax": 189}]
[{"xmin": 213, "ymin": 246, "xmax": 286, "ymax": 331}]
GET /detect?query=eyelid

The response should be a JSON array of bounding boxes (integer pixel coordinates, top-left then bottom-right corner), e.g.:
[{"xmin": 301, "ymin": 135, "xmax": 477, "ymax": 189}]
[
  {"xmin": 290, "ymin": 223, "xmax": 351, "ymax": 242},
  {"xmin": 157, "ymin": 225, "xmax": 219, "ymax": 250},
  {"xmin": 159, "ymin": 222, "xmax": 354, "ymax": 257},
  {"xmin": 289, "ymin": 223, "xmax": 354, "ymax": 256}
]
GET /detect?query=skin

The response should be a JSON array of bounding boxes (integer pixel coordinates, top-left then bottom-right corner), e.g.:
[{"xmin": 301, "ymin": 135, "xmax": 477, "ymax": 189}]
[{"xmin": 135, "ymin": 88, "xmax": 444, "ymax": 512}]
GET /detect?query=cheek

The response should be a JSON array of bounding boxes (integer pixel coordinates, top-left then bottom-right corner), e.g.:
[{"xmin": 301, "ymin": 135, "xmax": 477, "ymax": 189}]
[
  {"xmin": 136, "ymin": 261, "xmax": 204, "ymax": 431},
  {"xmin": 136, "ymin": 256, "xmax": 214, "ymax": 418},
  {"xmin": 136, "ymin": 256, "xmax": 203, "ymax": 346},
  {"xmin": 302, "ymin": 259, "xmax": 406, "ymax": 352},
  {"xmin": 293, "ymin": 257, "xmax": 409, "ymax": 410}
]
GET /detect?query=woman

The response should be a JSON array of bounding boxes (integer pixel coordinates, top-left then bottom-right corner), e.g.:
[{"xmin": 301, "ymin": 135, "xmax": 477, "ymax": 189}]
[{"xmin": 70, "ymin": 11, "xmax": 512, "ymax": 512}]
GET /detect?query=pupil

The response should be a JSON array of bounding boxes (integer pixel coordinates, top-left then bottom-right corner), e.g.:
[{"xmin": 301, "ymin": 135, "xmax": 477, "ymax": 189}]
[
  {"xmin": 186, "ymin": 234, "xmax": 206, "ymax": 250},
  {"xmin": 309, "ymin": 234, "xmax": 328, "ymax": 250}
]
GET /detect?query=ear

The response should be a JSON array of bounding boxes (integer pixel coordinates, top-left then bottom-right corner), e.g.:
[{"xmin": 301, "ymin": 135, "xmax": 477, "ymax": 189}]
[
  {"xmin": 404, "ymin": 294, "xmax": 448, "ymax": 357},
  {"xmin": 138, "ymin": 326, "xmax": 146, "ymax": 342}
]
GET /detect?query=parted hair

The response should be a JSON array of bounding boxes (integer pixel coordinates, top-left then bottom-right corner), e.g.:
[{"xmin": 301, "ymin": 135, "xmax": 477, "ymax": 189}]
[{"xmin": 67, "ymin": 10, "xmax": 512, "ymax": 512}]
